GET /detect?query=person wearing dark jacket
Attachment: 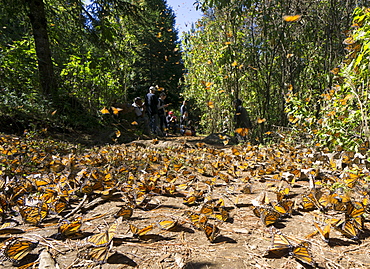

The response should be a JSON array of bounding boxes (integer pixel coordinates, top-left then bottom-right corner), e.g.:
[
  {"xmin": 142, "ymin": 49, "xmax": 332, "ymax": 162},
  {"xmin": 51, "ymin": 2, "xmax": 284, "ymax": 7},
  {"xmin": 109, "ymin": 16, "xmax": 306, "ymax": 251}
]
[
  {"xmin": 234, "ymin": 99, "xmax": 252, "ymax": 128},
  {"xmin": 158, "ymin": 92, "xmax": 169, "ymax": 135},
  {"xmin": 234, "ymin": 99, "xmax": 252, "ymax": 141},
  {"xmin": 145, "ymin": 86, "xmax": 159, "ymax": 135}
]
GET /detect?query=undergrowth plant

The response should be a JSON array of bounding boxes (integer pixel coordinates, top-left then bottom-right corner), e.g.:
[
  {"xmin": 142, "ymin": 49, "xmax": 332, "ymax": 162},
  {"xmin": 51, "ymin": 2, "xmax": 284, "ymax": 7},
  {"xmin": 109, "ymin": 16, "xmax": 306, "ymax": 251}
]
[{"xmin": 285, "ymin": 7, "xmax": 370, "ymax": 151}]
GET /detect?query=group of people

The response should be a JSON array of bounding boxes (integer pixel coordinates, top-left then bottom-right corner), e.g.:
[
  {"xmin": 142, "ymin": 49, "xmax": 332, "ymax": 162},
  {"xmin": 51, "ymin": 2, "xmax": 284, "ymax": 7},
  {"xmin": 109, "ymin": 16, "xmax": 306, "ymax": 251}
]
[
  {"xmin": 132, "ymin": 86, "xmax": 195, "ymax": 137},
  {"xmin": 132, "ymin": 85, "xmax": 252, "ymax": 139}
]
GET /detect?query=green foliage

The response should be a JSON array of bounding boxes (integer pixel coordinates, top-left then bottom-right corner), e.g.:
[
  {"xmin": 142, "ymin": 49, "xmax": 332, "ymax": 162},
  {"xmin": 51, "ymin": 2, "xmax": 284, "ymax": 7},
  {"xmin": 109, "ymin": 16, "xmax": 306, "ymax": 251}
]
[
  {"xmin": 285, "ymin": 7, "xmax": 370, "ymax": 150},
  {"xmin": 183, "ymin": 0, "xmax": 355, "ymax": 141},
  {"xmin": 0, "ymin": 0, "xmax": 183, "ymax": 134},
  {"xmin": 0, "ymin": 39, "xmax": 39, "ymax": 93}
]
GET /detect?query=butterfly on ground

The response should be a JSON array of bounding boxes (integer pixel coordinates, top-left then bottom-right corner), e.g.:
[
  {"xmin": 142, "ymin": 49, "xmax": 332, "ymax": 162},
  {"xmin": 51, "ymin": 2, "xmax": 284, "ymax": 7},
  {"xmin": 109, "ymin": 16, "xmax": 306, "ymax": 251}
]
[
  {"xmin": 0, "ymin": 222, "xmax": 24, "ymax": 235},
  {"xmin": 80, "ymin": 242, "xmax": 112, "ymax": 264},
  {"xmin": 57, "ymin": 216, "xmax": 83, "ymax": 238},
  {"xmin": 290, "ymin": 241, "xmax": 315, "ymax": 266},
  {"xmin": 334, "ymin": 218, "xmax": 361, "ymax": 240},
  {"xmin": 2, "ymin": 238, "xmax": 39, "ymax": 263},
  {"xmin": 300, "ymin": 190, "xmax": 323, "ymax": 211},
  {"xmin": 185, "ymin": 211, "xmax": 208, "ymax": 230},
  {"xmin": 87, "ymin": 218, "xmax": 120, "ymax": 246},
  {"xmin": 313, "ymin": 222, "xmax": 330, "ymax": 243},
  {"xmin": 130, "ymin": 223, "xmax": 154, "ymax": 238},
  {"xmin": 272, "ymin": 200, "xmax": 294, "ymax": 217},
  {"xmin": 157, "ymin": 220, "xmax": 177, "ymax": 231},
  {"xmin": 19, "ymin": 202, "xmax": 48, "ymax": 226},
  {"xmin": 266, "ymin": 229, "xmax": 315, "ymax": 266},
  {"xmin": 212, "ymin": 207, "xmax": 229, "ymax": 222},
  {"xmin": 266, "ymin": 229, "xmax": 293, "ymax": 257},
  {"xmin": 201, "ymin": 223, "xmax": 220, "ymax": 243},
  {"xmin": 253, "ymin": 206, "xmax": 281, "ymax": 226},
  {"xmin": 114, "ymin": 204, "xmax": 133, "ymax": 219}
]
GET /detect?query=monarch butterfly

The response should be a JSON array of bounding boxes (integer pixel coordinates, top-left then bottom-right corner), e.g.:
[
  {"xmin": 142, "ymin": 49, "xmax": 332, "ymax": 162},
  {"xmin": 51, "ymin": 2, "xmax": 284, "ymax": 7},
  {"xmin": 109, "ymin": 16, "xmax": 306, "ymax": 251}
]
[
  {"xmin": 34, "ymin": 177, "xmax": 51, "ymax": 187},
  {"xmin": 114, "ymin": 205, "xmax": 133, "ymax": 219},
  {"xmin": 52, "ymin": 198, "xmax": 68, "ymax": 214},
  {"xmin": 300, "ymin": 191, "xmax": 321, "ymax": 211},
  {"xmin": 134, "ymin": 191, "xmax": 150, "ymax": 207},
  {"xmin": 317, "ymin": 192, "xmax": 332, "ymax": 210},
  {"xmin": 253, "ymin": 206, "xmax": 281, "ymax": 226},
  {"xmin": 283, "ymin": 15, "xmax": 302, "ymax": 22},
  {"xmin": 313, "ymin": 222, "xmax": 330, "ymax": 243},
  {"xmin": 330, "ymin": 196, "xmax": 346, "ymax": 212},
  {"xmin": 207, "ymin": 101, "xmax": 215, "ymax": 109},
  {"xmin": 157, "ymin": 220, "xmax": 177, "ymax": 230},
  {"xmin": 130, "ymin": 224, "xmax": 154, "ymax": 238},
  {"xmin": 19, "ymin": 203, "xmax": 48, "ymax": 226},
  {"xmin": 201, "ymin": 223, "xmax": 220, "ymax": 243},
  {"xmin": 82, "ymin": 244, "xmax": 111, "ymax": 264},
  {"xmin": 185, "ymin": 211, "xmax": 208, "ymax": 229},
  {"xmin": 100, "ymin": 107, "xmax": 110, "ymax": 114},
  {"xmin": 346, "ymin": 201, "xmax": 365, "ymax": 219},
  {"xmin": 212, "ymin": 207, "xmax": 229, "ymax": 222},
  {"xmin": 343, "ymin": 171, "xmax": 359, "ymax": 188},
  {"xmin": 200, "ymin": 203, "xmax": 214, "ymax": 216},
  {"xmin": 275, "ymin": 187, "xmax": 290, "ymax": 202},
  {"xmin": 3, "ymin": 238, "xmax": 39, "ymax": 262},
  {"xmin": 272, "ymin": 200, "xmax": 294, "ymax": 216},
  {"xmin": 334, "ymin": 219, "xmax": 360, "ymax": 240},
  {"xmin": 80, "ymin": 182, "xmax": 94, "ymax": 195},
  {"xmin": 87, "ymin": 220, "xmax": 119, "ymax": 246},
  {"xmin": 58, "ymin": 216, "xmax": 82, "ymax": 237},
  {"xmin": 290, "ymin": 242, "xmax": 315, "ymax": 266},
  {"xmin": 111, "ymin": 106, "xmax": 123, "ymax": 115},
  {"xmin": 183, "ymin": 195, "xmax": 197, "ymax": 205},
  {"xmin": 267, "ymin": 229, "xmax": 293, "ymax": 257},
  {"xmin": 351, "ymin": 215, "xmax": 365, "ymax": 231},
  {"xmin": 235, "ymin": 128, "xmax": 249, "ymax": 137}
]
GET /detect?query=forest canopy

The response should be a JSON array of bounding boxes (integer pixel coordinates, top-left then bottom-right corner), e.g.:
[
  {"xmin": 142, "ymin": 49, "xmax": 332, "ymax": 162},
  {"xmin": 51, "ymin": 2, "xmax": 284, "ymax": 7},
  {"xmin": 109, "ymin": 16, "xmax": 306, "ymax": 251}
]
[{"xmin": 1, "ymin": 0, "xmax": 370, "ymax": 149}]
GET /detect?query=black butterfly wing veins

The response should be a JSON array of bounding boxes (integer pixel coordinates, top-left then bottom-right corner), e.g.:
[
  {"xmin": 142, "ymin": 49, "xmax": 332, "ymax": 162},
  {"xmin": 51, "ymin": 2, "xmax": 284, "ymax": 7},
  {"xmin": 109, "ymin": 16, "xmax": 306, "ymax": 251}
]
[
  {"xmin": 267, "ymin": 230, "xmax": 293, "ymax": 257},
  {"xmin": 255, "ymin": 206, "xmax": 281, "ymax": 226},
  {"xmin": 266, "ymin": 229, "xmax": 316, "ymax": 266},
  {"xmin": 87, "ymin": 218, "xmax": 120, "ymax": 246},
  {"xmin": 290, "ymin": 242, "xmax": 315, "ymax": 266},
  {"xmin": 201, "ymin": 223, "xmax": 220, "ymax": 243},
  {"xmin": 58, "ymin": 216, "xmax": 83, "ymax": 238},
  {"xmin": 2, "ymin": 238, "xmax": 39, "ymax": 263},
  {"xmin": 130, "ymin": 223, "xmax": 154, "ymax": 238}
]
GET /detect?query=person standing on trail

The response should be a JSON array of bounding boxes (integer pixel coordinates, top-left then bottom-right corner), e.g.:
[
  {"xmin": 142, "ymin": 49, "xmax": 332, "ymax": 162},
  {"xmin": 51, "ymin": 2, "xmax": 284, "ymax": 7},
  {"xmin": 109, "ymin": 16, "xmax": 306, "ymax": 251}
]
[
  {"xmin": 158, "ymin": 92, "xmax": 169, "ymax": 136},
  {"xmin": 145, "ymin": 86, "xmax": 159, "ymax": 135},
  {"xmin": 234, "ymin": 99, "xmax": 252, "ymax": 142},
  {"xmin": 132, "ymin": 97, "xmax": 150, "ymax": 135},
  {"xmin": 234, "ymin": 99, "xmax": 252, "ymax": 129},
  {"xmin": 180, "ymin": 100, "xmax": 188, "ymax": 118},
  {"xmin": 180, "ymin": 100, "xmax": 188, "ymax": 126}
]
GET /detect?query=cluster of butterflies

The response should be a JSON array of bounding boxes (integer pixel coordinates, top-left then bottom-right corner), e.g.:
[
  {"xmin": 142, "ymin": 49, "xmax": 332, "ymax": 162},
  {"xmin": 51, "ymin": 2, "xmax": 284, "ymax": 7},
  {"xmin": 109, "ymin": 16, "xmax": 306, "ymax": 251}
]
[
  {"xmin": 252, "ymin": 187, "xmax": 294, "ymax": 226},
  {"xmin": 266, "ymin": 228, "xmax": 315, "ymax": 266},
  {"xmin": 250, "ymin": 171, "xmax": 369, "ymax": 266},
  {"xmin": 1, "ymin": 133, "xmax": 370, "ymax": 268},
  {"xmin": 300, "ymin": 183, "xmax": 368, "ymax": 242},
  {"xmin": 184, "ymin": 198, "xmax": 231, "ymax": 243}
]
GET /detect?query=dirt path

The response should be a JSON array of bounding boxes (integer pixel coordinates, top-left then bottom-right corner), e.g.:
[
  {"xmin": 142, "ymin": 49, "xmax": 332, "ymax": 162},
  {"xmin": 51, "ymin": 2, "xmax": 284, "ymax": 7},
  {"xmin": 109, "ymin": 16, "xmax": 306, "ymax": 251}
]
[{"xmin": 0, "ymin": 134, "xmax": 369, "ymax": 269}]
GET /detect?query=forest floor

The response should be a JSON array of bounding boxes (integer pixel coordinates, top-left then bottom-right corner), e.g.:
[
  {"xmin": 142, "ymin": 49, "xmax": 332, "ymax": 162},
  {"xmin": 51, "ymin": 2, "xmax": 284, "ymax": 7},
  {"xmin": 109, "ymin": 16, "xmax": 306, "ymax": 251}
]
[{"xmin": 0, "ymin": 133, "xmax": 369, "ymax": 269}]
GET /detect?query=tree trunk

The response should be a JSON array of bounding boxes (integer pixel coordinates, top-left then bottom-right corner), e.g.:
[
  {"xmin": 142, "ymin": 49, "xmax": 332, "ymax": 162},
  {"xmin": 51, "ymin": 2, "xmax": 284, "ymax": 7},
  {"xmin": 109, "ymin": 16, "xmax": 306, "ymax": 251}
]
[{"xmin": 27, "ymin": 0, "xmax": 56, "ymax": 97}]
